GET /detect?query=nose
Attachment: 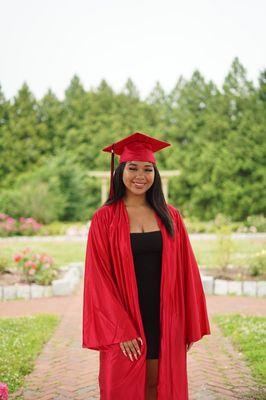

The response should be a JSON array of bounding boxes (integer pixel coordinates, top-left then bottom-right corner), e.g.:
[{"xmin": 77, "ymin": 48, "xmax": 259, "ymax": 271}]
[{"xmin": 135, "ymin": 171, "xmax": 145, "ymax": 180}]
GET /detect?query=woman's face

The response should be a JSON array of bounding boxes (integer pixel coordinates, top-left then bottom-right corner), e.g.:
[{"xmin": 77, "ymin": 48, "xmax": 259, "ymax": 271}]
[{"xmin": 122, "ymin": 161, "xmax": 155, "ymax": 195}]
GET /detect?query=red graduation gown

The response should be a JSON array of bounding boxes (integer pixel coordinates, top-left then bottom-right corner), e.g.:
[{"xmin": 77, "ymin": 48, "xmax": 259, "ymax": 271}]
[{"xmin": 82, "ymin": 198, "xmax": 211, "ymax": 399}]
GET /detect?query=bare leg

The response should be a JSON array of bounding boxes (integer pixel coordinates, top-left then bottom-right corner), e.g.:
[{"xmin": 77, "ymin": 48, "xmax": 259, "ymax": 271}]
[{"xmin": 145, "ymin": 359, "xmax": 158, "ymax": 400}]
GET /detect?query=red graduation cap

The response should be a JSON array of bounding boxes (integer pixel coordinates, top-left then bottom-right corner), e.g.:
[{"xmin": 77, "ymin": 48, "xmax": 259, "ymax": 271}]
[{"xmin": 102, "ymin": 131, "xmax": 171, "ymax": 198}]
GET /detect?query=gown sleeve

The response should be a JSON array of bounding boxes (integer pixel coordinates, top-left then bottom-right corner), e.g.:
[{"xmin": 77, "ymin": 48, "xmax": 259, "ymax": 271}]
[
  {"xmin": 82, "ymin": 208, "xmax": 139, "ymax": 351},
  {"xmin": 176, "ymin": 209, "xmax": 211, "ymax": 345}
]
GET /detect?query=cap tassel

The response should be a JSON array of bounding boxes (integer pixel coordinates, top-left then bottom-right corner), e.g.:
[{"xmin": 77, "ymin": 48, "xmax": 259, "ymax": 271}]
[{"xmin": 109, "ymin": 145, "xmax": 115, "ymax": 198}]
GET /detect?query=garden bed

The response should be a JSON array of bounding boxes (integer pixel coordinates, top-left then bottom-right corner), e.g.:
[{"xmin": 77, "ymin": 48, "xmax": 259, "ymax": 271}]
[
  {"xmin": 0, "ymin": 267, "xmax": 64, "ymax": 286},
  {"xmin": 0, "ymin": 262, "xmax": 83, "ymax": 300},
  {"xmin": 201, "ymin": 266, "xmax": 266, "ymax": 282}
]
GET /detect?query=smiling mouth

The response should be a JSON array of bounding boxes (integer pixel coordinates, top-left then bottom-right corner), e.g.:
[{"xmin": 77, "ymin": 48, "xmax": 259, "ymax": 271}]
[{"xmin": 133, "ymin": 182, "xmax": 146, "ymax": 188}]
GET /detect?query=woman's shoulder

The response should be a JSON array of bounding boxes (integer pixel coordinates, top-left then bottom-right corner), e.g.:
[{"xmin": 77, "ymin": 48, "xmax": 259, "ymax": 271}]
[
  {"xmin": 91, "ymin": 203, "xmax": 115, "ymax": 224},
  {"xmin": 166, "ymin": 203, "xmax": 181, "ymax": 219}
]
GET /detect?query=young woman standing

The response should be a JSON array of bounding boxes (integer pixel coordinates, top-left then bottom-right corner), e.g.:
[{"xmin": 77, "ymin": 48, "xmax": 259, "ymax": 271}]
[{"xmin": 83, "ymin": 131, "xmax": 211, "ymax": 400}]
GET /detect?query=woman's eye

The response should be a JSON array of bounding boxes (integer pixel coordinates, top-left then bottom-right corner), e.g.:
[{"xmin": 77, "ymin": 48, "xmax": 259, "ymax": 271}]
[{"xmin": 129, "ymin": 168, "xmax": 153, "ymax": 172}]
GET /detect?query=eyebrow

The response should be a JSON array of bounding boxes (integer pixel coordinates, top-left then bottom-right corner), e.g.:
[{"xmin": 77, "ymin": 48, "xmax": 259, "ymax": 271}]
[{"xmin": 128, "ymin": 162, "xmax": 153, "ymax": 167}]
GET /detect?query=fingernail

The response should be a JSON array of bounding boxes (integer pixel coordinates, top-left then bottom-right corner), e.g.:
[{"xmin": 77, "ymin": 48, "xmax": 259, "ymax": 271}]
[
  {"xmin": 137, "ymin": 350, "xmax": 141, "ymax": 355},
  {"xmin": 129, "ymin": 354, "xmax": 133, "ymax": 361}
]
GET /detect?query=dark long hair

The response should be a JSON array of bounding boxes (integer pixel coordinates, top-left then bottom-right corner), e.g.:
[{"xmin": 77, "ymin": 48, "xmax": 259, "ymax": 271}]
[{"xmin": 104, "ymin": 162, "xmax": 175, "ymax": 237}]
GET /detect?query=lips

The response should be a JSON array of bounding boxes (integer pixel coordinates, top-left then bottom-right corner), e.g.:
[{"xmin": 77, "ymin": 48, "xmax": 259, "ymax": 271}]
[{"xmin": 133, "ymin": 182, "xmax": 146, "ymax": 188}]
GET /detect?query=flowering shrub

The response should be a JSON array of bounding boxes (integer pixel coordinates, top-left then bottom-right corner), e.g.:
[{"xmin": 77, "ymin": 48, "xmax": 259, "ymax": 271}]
[
  {"xmin": 18, "ymin": 217, "xmax": 42, "ymax": 235},
  {"xmin": 0, "ymin": 213, "xmax": 17, "ymax": 236},
  {"xmin": 0, "ymin": 382, "xmax": 8, "ymax": 400},
  {"xmin": 13, "ymin": 248, "xmax": 58, "ymax": 285},
  {"xmin": 0, "ymin": 213, "xmax": 42, "ymax": 237}
]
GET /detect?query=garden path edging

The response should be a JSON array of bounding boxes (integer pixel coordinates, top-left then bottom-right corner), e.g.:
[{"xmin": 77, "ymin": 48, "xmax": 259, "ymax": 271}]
[
  {"xmin": 0, "ymin": 262, "xmax": 84, "ymax": 301},
  {"xmin": 200, "ymin": 274, "xmax": 266, "ymax": 297}
]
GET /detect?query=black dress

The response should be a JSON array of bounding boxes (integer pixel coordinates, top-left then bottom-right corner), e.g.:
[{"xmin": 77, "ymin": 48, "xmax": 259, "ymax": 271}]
[{"xmin": 130, "ymin": 230, "xmax": 163, "ymax": 359}]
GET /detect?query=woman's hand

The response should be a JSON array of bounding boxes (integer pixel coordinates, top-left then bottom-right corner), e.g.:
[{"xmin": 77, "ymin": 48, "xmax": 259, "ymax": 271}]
[
  {"xmin": 186, "ymin": 342, "xmax": 194, "ymax": 352},
  {"xmin": 120, "ymin": 337, "xmax": 143, "ymax": 361}
]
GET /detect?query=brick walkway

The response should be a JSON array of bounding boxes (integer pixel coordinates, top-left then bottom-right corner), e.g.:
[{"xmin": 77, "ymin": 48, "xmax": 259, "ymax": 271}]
[{"xmin": 1, "ymin": 282, "xmax": 265, "ymax": 400}]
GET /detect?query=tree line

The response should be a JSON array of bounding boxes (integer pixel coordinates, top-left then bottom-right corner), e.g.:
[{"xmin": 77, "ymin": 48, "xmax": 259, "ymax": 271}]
[{"xmin": 0, "ymin": 57, "xmax": 265, "ymax": 222}]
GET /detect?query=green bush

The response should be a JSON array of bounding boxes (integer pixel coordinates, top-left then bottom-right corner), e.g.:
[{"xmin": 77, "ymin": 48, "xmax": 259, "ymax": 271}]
[
  {"xmin": 214, "ymin": 216, "xmax": 236, "ymax": 271},
  {"xmin": 248, "ymin": 251, "xmax": 266, "ymax": 277},
  {"xmin": 0, "ymin": 181, "xmax": 66, "ymax": 224},
  {"xmin": 0, "ymin": 152, "xmax": 101, "ymax": 223},
  {"xmin": 0, "ymin": 255, "xmax": 9, "ymax": 274},
  {"xmin": 38, "ymin": 221, "xmax": 71, "ymax": 235},
  {"xmin": 245, "ymin": 215, "xmax": 266, "ymax": 233}
]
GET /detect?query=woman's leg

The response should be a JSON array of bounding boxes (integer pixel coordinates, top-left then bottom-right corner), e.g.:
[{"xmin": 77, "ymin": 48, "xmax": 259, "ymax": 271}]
[{"xmin": 145, "ymin": 359, "xmax": 158, "ymax": 400}]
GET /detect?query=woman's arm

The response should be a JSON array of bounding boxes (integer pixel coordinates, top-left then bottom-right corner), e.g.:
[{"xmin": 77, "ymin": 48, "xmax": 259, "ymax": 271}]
[
  {"xmin": 82, "ymin": 208, "xmax": 139, "ymax": 351},
  {"xmin": 175, "ymin": 209, "xmax": 211, "ymax": 345}
]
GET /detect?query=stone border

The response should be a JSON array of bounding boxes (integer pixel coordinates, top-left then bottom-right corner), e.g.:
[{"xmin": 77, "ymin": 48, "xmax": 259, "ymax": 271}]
[
  {"xmin": 1, "ymin": 265, "xmax": 265, "ymax": 300},
  {"xmin": 0, "ymin": 262, "xmax": 84, "ymax": 301},
  {"xmin": 201, "ymin": 274, "xmax": 266, "ymax": 297}
]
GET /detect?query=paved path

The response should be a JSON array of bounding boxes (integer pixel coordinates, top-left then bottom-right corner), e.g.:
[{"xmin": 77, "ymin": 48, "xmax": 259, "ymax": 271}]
[{"xmin": 1, "ymin": 282, "xmax": 265, "ymax": 400}]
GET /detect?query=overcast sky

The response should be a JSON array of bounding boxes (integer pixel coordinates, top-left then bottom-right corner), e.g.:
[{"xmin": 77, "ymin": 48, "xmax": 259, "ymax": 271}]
[{"xmin": 1, "ymin": 0, "xmax": 265, "ymax": 100}]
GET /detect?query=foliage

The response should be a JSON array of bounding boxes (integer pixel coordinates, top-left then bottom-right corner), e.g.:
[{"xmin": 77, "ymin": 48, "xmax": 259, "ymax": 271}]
[
  {"xmin": 0, "ymin": 256, "xmax": 9, "ymax": 274},
  {"xmin": 248, "ymin": 251, "xmax": 266, "ymax": 277},
  {"xmin": 0, "ymin": 153, "xmax": 97, "ymax": 223},
  {"xmin": 0, "ymin": 314, "xmax": 60, "ymax": 394},
  {"xmin": 0, "ymin": 58, "xmax": 265, "ymax": 222},
  {"xmin": 214, "ymin": 214, "xmax": 236, "ymax": 271},
  {"xmin": 245, "ymin": 215, "xmax": 266, "ymax": 233},
  {"xmin": 37, "ymin": 221, "xmax": 78, "ymax": 235}
]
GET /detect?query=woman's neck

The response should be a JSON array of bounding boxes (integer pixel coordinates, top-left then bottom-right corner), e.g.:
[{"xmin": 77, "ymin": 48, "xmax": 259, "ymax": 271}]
[{"xmin": 123, "ymin": 192, "xmax": 148, "ymax": 208}]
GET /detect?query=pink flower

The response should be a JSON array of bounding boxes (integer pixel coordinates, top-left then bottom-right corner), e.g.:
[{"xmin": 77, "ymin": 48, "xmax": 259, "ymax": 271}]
[
  {"xmin": 23, "ymin": 247, "xmax": 32, "ymax": 254},
  {"xmin": 29, "ymin": 269, "xmax": 36, "ymax": 275},
  {"xmin": 13, "ymin": 253, "xmax": 22, "ymax": 262},
  {"xmin": 40, "ymin": 254, "xmax": 53, "ymax": 264},
  {"xmin": 24, "ymin": 260, "xmax": 33, "ymax": 268},
  {"xmin": 0, "ymin": 382, "xmax": 8, "ymax": 400}
]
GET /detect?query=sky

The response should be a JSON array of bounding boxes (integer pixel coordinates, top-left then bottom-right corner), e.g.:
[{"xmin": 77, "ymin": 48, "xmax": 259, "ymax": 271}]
[{"xmin": 0, "ymin": 0, "xmax": 265, "ymax": 100}]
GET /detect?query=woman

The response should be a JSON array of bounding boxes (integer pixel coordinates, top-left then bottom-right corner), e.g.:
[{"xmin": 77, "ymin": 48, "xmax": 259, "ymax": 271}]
[{"xmin": 83, "ymin": 131, "xmax": 211, "ymax": 400}]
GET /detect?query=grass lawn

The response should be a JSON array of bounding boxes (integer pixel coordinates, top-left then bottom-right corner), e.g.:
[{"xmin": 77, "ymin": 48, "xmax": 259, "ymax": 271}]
[
  {"xmin": 0, "ymin": 314, "xmax": 60, "ymax": 395},
  {"xmin": 0, "ymin": 236, "xmax": 265, "ymax": 271},
  {"xmin": 190, "ymin": 237, "xmax": 265, "ymax": 269},
  {"xmin": 213, "ymin": 313, "xmax": 266, "ymax": 399},
  {"xmin": 0, "ymin": 241, "xmax": 87, "ymax": 270}
]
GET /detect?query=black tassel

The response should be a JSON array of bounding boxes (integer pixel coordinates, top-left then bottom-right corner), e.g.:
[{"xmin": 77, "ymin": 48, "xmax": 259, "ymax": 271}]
[{"xmin": 109, "ymin": 144, "xmax": 115, "ymax": 198}]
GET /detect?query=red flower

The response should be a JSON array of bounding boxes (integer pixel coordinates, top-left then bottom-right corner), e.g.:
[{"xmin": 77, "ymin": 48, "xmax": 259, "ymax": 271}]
[{"xmin": 13, "ymin": 253, "xmax": 22, "ymax": 262}]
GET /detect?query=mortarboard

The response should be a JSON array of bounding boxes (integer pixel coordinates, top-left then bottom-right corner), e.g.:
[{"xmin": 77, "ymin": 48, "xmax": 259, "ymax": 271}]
[{"xmin": 102, "ymin": 131, "xmax": 171, "ymax": 198}]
